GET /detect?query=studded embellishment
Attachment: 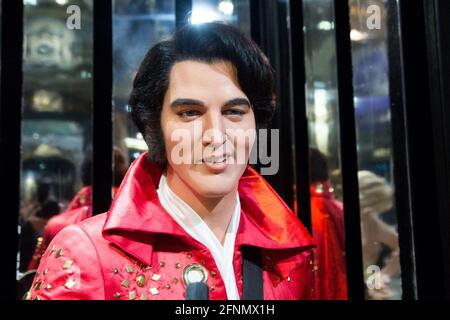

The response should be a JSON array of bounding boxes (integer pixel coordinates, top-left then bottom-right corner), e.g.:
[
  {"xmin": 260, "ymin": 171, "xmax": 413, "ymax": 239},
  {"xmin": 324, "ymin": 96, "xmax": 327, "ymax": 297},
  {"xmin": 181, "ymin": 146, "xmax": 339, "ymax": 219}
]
[
  {"xmin": 34, "ymin": 281, "xmax": 43, "ymax": 290},
  {"xmin": 145, "ymin": 266, "xmax": 152, "ymax": 271},
  {"xmin": 172, "ymin": 277, "xmax": 179, "ymax": 284},
  {"xmin": 151, "ymin": 274, "xmax": 161, "ymax": 281},
  {"xmin": 136, "ymin": 274, "xmax": 146, "ymax": 287},
  {"xmin": 129, "ymin": 290, "xmax": 137, "ymax": 300},
  {"xmin": 159, "ymin": 261, "xmax": 165, "ymax": 267},
  {"xmin": 55, "ymin": 248, "xmax": 63, "ymax": 258},
  {"xmin": 211, "ymin": 271, "xmax": 217, "ymax": 277},
  {"xmin": 149, "ymin": 287, "xmax": 159, "ymax": 295},
  {"xmin": 287, "ymin": 276, "xmax": 292, "ymax": 282},
  {"xmin": 187, "ymin": 253, "xmax": 192, "ymax": 259},
  {"xmin": 140, "ymin": 293, "xmax": 148, "ymax": 300},
  {"xmin": 175, "ymin": 263, "xmax": 181, "ymax": 269},
  {"xmin": 112, "ymin": 268, "xmax": 119, "ymax": 275},
  {"xmin": 125, "ymin": 265, "xmax": 134, "ymax": 273},
  {"xmin": 182, "ymin": 264, "xmax": 208, "ymax": 285},
  {"xmin": 43, "ymin": 269, "xmax": 48, "ymax": 275},
  {"xmin": 64, "ymin": 279, "xmax": 76, "ymax": 289},
  {"xmin": 62, "ymin": 259, "xmax": 74, "ymax": 269},
  {"xmin": 200, "ymin": 260, "xmax": 206, "ymax": 265},
  {"xmin": 165, "ymin": 283, "xmax": 171, "ymax": 289},
  {"xmin": 49, "ymin": 245, "xmax": 55, "ymax": 256},
  {"xmin": 121, "ymin": 279, "xmax": 131, "ymax": 288},
  {"xmin": 45, "ymin": 284, "xmax": 52, "ymax": 291},
  {"xmin": 113, "ymin": 293, "xmax": 121, "ymax": 299},
  {"xmin": 210, "ymin": 285, "xmax": 215, "ymax": 291}
]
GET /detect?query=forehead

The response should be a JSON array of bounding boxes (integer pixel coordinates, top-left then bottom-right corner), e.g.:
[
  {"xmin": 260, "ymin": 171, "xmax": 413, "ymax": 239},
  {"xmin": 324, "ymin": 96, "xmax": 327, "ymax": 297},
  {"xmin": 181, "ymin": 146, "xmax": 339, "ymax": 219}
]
[{"xmin": 166, "ymin": 60, "xmax": 245, "ymax": 100}]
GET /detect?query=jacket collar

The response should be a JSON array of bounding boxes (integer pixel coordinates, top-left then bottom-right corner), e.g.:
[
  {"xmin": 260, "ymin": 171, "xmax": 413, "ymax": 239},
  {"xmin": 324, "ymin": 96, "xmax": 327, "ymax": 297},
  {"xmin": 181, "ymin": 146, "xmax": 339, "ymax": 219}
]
[{"xmin": 103, "ymin": 152, "xmax": 314, "ymax": 266}]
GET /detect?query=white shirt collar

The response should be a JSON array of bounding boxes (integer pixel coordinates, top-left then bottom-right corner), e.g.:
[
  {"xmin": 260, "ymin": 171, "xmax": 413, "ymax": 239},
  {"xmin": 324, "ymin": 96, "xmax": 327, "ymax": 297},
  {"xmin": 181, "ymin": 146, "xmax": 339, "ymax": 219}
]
[{"xmin": 156, "ymin": 173, "xmax": 241, "ymax": 300}]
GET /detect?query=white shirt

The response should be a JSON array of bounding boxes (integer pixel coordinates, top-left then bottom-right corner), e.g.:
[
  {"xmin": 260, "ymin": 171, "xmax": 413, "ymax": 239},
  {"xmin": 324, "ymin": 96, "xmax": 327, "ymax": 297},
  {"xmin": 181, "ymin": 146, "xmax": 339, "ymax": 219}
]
[{"xmin": 156, "ymin": 174, "xmax": 241, "ymax": 300}]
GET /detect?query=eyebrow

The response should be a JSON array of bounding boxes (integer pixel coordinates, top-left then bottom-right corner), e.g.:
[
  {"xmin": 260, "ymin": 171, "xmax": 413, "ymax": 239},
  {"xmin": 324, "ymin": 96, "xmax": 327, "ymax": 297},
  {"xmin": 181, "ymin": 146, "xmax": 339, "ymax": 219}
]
[{"xmin": 170, "ymin": 98, "xmax": 251, "ymax": 109}]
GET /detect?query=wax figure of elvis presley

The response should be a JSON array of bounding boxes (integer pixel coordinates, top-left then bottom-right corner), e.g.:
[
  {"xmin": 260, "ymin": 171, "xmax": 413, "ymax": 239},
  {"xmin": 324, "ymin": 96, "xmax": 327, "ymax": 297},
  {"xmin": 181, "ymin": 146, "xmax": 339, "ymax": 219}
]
[{"xmin": 26, "ymin": 22, "xmax": 316, "ymax": 300}]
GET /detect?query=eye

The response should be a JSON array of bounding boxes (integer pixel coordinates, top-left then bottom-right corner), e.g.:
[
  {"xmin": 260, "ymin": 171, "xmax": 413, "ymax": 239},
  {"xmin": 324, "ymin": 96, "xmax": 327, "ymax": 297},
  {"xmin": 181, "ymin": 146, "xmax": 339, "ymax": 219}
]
[
  {"xmin": 223, "ymin": 109, "xmax": 246, "ymax": 116},
  {"xmin": 177, "ymin": 109, "xmax": 202, "ymax": 119}
]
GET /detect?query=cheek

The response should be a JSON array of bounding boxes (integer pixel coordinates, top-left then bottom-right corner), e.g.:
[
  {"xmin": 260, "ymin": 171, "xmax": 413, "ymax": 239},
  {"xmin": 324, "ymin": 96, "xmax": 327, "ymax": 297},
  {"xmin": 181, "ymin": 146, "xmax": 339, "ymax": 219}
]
[
  {"xmin": 161, "ymin": 121, "xmax": 176, "ymax": 154},
  {"xmin": 228, "ymin": 119, "xmax": 256, "ymax": 162},
  {"xmin": 161, "ymin": 119, "xmax": 201, "ymax": 164}
]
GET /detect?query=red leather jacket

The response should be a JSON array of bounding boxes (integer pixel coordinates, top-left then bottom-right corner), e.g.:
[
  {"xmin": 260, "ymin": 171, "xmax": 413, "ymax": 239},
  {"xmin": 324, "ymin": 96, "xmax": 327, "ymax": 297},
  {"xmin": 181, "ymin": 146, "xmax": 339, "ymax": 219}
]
[
  {"xmin": 26, "ymin": 153, "xmax": 315, "ymax": 300},
  {"xmin": 310, "ymin": 182, "xmax": 347, "ymax": 300}
]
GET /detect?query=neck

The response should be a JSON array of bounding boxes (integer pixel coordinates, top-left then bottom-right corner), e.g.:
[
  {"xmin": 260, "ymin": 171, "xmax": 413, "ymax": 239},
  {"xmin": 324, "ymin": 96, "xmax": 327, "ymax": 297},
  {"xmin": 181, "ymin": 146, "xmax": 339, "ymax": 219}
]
[{"xmin": 165, "ymin": 167, "xmax": 238, "ymax": 245}]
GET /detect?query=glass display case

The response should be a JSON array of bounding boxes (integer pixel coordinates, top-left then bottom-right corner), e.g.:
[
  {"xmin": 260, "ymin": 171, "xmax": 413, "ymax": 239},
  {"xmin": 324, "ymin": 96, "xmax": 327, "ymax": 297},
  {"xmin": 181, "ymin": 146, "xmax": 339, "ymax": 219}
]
[
  {"xmin": 2, "ymin": 0, "xmax": 448, "ymax": 301},
  {"xmin": 302, "ymin": 0, "xmax": 402, "ymax": 299},
  {"xmin": 349, "ymin": 0, "xmax": 402, "ymax": 300},
  {"xmin": 18, "ymin": 0, "xmax": 93, "ymax": 276}
]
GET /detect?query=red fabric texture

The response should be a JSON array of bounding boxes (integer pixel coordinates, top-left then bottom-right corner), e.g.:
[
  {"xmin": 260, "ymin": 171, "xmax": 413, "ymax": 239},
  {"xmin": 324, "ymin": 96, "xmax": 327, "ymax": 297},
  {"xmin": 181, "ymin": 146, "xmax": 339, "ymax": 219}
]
[{"xmin": 310, "ymin": 182, "xmax": 348, "ymax": 300}]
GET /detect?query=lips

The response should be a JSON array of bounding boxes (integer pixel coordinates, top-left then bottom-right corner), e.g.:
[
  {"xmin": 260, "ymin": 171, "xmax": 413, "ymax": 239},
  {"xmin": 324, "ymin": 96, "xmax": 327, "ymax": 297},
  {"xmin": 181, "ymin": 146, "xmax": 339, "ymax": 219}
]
[
  {"xmin": 202, "ymin": 154, "xmax": 230, "ymax": 164},
  {"xmin": 201, "ymin": 154, "xmax": 232, "ymax": 173}
]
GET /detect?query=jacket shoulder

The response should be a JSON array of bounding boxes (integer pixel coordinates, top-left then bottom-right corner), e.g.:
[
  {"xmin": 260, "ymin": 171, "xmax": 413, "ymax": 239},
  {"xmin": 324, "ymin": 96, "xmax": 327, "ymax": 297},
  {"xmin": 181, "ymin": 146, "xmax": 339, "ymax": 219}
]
[{"xmin": 26, "ymin": 222, "xmax": 105, "ymax": 300}]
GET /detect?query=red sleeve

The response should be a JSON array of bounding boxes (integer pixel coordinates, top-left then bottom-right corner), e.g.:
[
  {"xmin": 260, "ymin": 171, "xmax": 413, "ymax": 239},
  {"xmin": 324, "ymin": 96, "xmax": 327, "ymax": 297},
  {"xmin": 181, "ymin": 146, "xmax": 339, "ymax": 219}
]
[{"xmin": 24, "ymin": 224, "xmax": 105, "ymax": 300}]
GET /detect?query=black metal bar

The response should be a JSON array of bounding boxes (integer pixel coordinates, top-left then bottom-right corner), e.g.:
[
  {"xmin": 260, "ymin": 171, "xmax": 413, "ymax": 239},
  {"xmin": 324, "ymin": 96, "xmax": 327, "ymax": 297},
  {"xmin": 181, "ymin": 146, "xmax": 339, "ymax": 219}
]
[
  {"xmin": 0, "ymin": 0, "xmax": 23, "ymax": 300},
  {"xmin": 333, "ymin": 0, "xmax": 365, "ymax": 300},
  {"xmin": 176, "ymin": 0, "xmax": 192, "ymax": 29},
  {"xmin": 427, "ymin": 0, "xmax": 450, "ymax": 299},
  {"xmin": 397, "ymin": 0, "xmax": 446, "ymax": 299},
  {"xmin": 250, "ymin": 0, "xmax": 261, "ymax": 45},
  {"xmin": 93, "ymin": 0, "xmax": 113, "ymax": 215},
  {"xmin": 287, "ymin": 0, "xmax": 311, "ymax": 232},
  {"xmin": 247, "ymin": 0, "xmax": 296, "ymax": 213},
  {"xmin": 386, "ymin": 0, "xmax": 418, "ymax": 300}
]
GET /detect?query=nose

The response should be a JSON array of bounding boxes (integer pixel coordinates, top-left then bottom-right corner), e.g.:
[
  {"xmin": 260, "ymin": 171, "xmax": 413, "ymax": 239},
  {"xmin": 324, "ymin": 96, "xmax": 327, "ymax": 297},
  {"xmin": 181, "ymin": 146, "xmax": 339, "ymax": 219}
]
[{"xmin": 202, "ymin": 109, "xmax": 227, "ymax": 149}]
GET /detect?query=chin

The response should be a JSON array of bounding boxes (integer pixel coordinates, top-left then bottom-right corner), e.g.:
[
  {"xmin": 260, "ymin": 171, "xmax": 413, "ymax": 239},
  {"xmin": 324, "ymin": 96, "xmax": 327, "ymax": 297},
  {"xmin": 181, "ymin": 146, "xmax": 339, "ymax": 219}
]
[{"xmin": 188, "ymin": 170, "xmax": 240, "ymax": 198}]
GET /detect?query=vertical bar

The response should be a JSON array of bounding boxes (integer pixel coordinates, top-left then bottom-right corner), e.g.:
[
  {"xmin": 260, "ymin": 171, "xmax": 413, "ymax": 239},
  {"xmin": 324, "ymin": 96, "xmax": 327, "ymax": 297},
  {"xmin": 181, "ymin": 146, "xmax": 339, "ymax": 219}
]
[
  {"xmin": 397, "ymin": 0, "xmax": 446, "ymax": 300},
  {"xmin": 0, "ymin": 0, "xmax": 23, "ymax": 300},
  {"xmin": 287, "ymin": 0, "xmax": 311, "ymax": 232},
  {"xmin": 93, "ymin": 0, "xmax": 113, "ymax": 215},
  {"xmin": 176, "ymin": 0, "xmax": 192, "ymax": 29},
  {"xmin": 424, "ymin": 0, "xmax": 450, "ymax": 299},
  {"xmin": 386, "ymin": 0, "xmax": 418, "ymax": 300},
  {"xmin": 333, "ymin": 0, "xmax": 365, "ymax": 300},
  {"xmin": 248, "ymin": 0, "xmax": 296, "ymax": 211},
  {"xmin": 250, "ymin": 0, "xmax": 261, "ymax": 45},
  {"xmin": 397, "ymin": 0, "xmax": 448, "ymax": 299}
]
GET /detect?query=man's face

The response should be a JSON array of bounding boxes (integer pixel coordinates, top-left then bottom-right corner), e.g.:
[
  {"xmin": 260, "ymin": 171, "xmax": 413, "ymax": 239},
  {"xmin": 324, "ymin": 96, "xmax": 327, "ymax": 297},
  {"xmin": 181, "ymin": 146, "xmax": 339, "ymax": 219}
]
[{"xmin": 160, "ymin": 60, "xmax": 256, "ymax": 198}]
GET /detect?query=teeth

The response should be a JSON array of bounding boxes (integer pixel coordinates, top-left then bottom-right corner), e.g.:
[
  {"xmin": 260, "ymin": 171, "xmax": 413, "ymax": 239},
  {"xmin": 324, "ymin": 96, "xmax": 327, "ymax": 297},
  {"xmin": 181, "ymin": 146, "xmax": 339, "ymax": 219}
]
[{"xmin": 203, "ymin": 156, "xmax": 228, "ymax": 164}]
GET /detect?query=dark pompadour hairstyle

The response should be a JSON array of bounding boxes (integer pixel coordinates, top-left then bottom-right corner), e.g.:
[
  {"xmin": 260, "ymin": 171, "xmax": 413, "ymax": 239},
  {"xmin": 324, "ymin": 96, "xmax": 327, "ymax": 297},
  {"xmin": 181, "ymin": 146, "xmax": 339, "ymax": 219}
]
[{"xmin": 129, "ymin": 22, "xmax": 276, "ymax": 165}]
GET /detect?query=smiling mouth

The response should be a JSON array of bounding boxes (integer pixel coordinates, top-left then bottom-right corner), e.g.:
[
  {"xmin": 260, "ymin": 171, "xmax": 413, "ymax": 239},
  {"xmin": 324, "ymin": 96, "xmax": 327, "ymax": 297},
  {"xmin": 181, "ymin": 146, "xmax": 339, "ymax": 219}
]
[{"xmin": 202, "ymin": 155, "xmax": 230, "ymax": 164}]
